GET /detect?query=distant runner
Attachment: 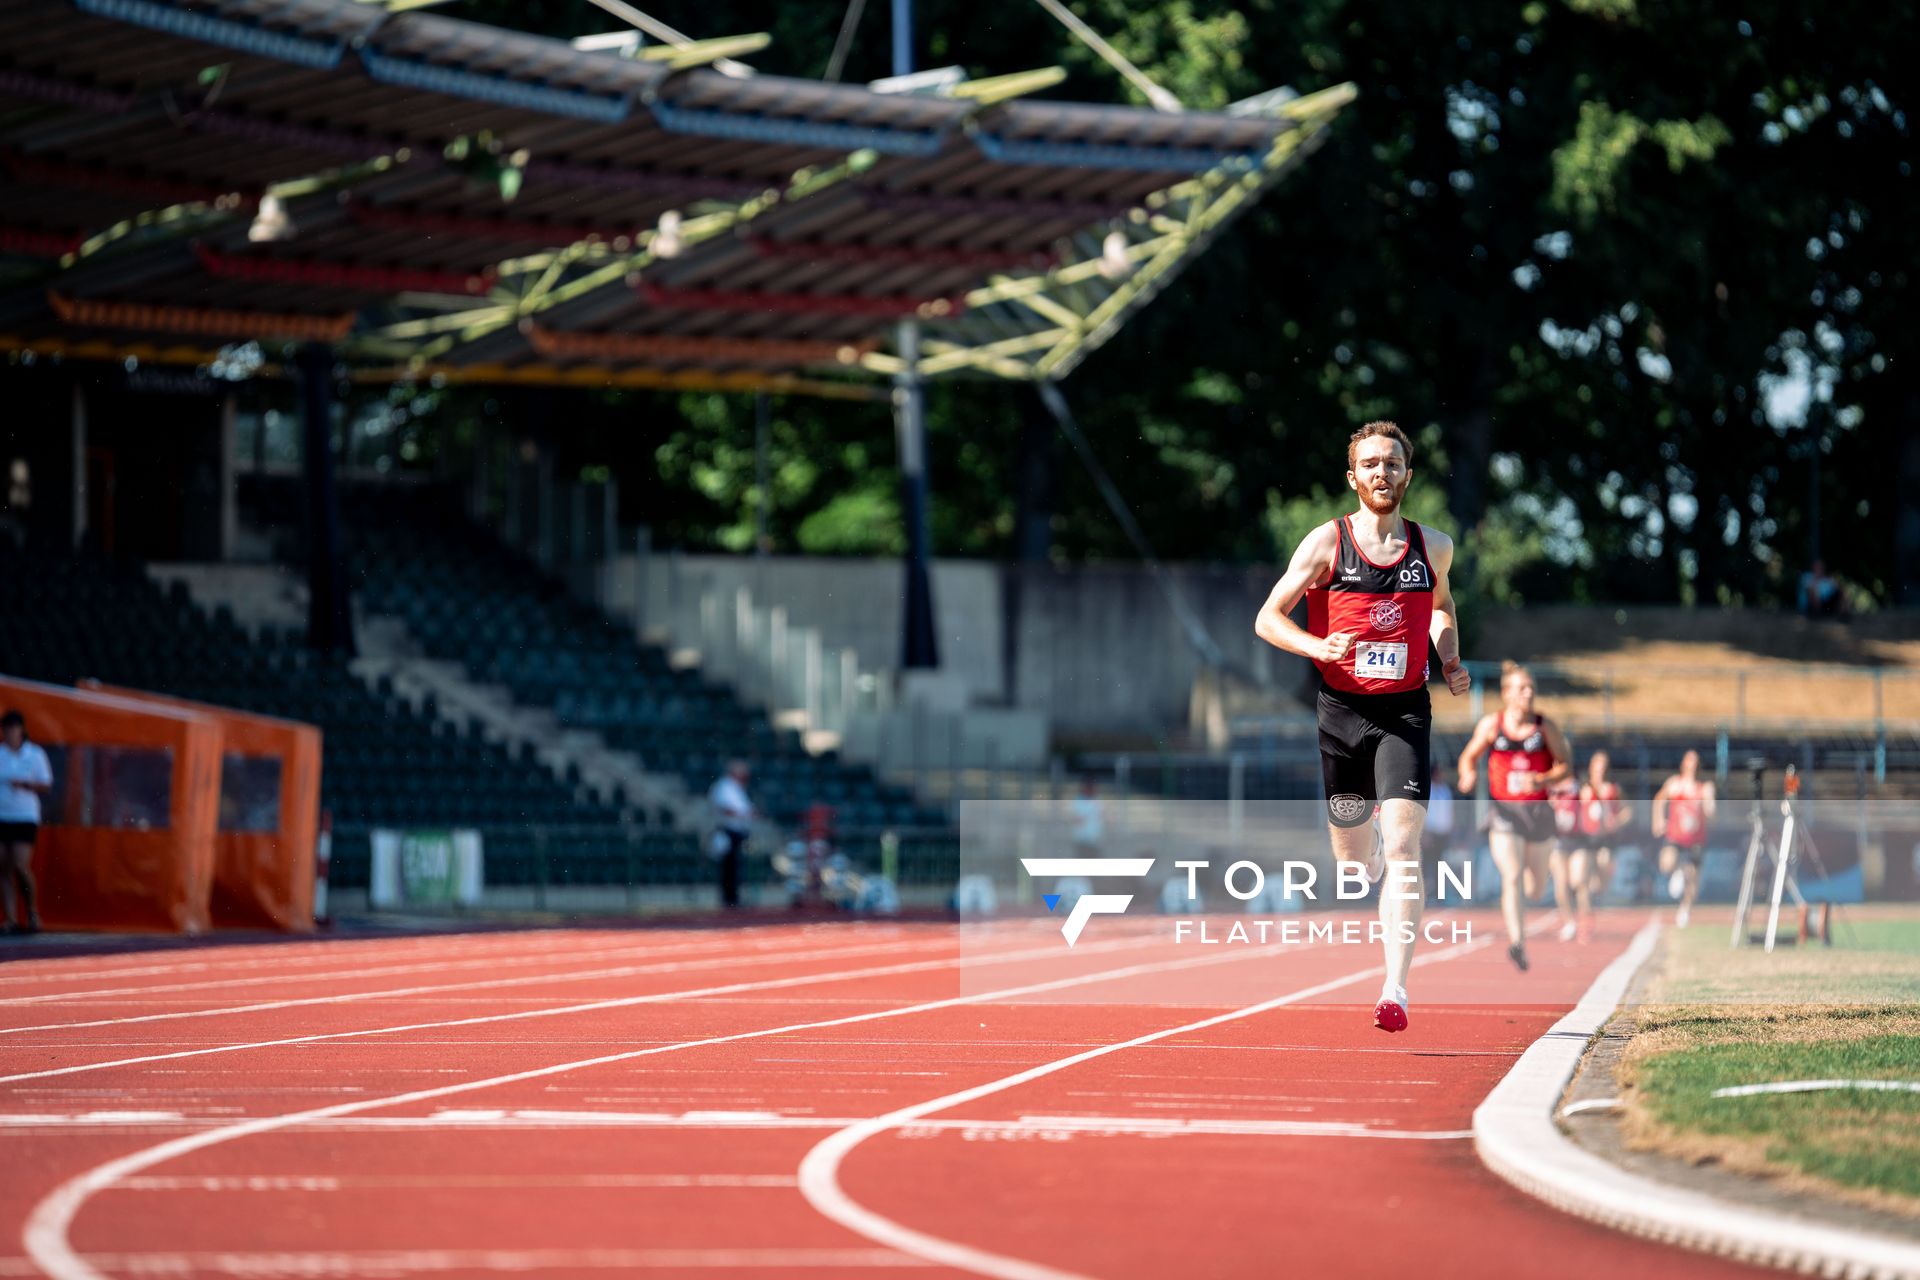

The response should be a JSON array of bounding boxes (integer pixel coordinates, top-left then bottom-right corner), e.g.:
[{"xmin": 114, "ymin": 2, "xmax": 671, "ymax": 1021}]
[
  {"xmin": 1457, "ymin": 662, "xmax": 1570, "ymax": 972},
  {"xmin": 1255, "ymin": 422, "xmax": 1472, "ymax": 1035},
  {"xmin": 1567, "ymin": 751, "xmax": 1632, "ymax": 939},
  {"xmin": 1653, "ymin": 750, "xmax": 1715, "ymax": 928}
]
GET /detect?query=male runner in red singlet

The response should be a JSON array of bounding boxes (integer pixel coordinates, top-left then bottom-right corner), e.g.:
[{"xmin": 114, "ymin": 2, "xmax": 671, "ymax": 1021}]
[
  {"xmin": 1653, "ymin": 750, "xmax": 1715, "ymax": 928},
  {"xmin": 1254, "ymin": 422, "xmax": 1472, "ymax": 1034},
  {"xmin": 1570, "ymin": 751, "xmax": 1632, "ymax": 937},
  {"xmin": 1457, "ymin": 662, "xmax": 1571, "ymax": 972}
]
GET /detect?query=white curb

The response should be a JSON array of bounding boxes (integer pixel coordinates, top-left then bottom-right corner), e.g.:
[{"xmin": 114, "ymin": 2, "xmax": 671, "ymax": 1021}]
[{"xmin": 1473, "ymin": 921, "xmax": 1920, "ymax": 1280}]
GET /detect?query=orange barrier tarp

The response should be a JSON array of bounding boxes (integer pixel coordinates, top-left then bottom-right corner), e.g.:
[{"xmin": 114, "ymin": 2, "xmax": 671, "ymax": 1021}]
[
  {"xmin": 0, "ymin": 675, "xmax": 220, "ymax": 934},
  {"xmin": 84, "ymin": 683, "xmax": 321, "ymax": 932}
]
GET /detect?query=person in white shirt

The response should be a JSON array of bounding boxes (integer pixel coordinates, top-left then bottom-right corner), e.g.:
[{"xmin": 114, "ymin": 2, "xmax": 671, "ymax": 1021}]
[
  {"xmin": 0, "ymin": 710, "xmax": 53, "ymax": 935},
  {"xmin": 707, "ymin": 759, "xmax": 755, "ymax": 909}
]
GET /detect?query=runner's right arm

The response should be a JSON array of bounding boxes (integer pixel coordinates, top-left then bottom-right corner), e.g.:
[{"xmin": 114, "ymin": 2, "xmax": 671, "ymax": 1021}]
[
  {"xmin": 1650, "ymin": 779, "xmax": 1671, "ymax": 838},
  {"xmin": 1254, "ymin": 522, "xmax": 1350, "ymax": 664},
  {"xmin": 1455, "ymin": 713, "xmax": 1498, "ymax": 794}
]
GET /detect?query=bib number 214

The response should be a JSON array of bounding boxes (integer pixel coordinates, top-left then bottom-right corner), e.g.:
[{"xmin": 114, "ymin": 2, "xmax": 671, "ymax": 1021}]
[{"xmin": 1353, "ymin": 641, "xmax": 1408, "ymax": 681}]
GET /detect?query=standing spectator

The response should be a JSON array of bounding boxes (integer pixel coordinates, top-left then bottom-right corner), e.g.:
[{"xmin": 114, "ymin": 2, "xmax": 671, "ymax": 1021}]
[
  {"xmin": 707, "ymin": 759, "xmax": 754, "ymax": 910},
  {"xmin": 0, "ymin": 710, "xmax": 51, "ymax": 935},
  {"xmin": 1070, "ymin": 777, "xmax": 1104, "ymax": 858}
]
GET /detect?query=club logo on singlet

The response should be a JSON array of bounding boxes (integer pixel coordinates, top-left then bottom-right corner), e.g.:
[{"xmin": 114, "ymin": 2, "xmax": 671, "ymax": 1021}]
[
  {"xmin": 1328, "ymin": 793, "xmax": 1368, "ymax": 823},
  {"xmin": 1368, "ymin": 600, "xmax": 1403, "ymax": 632},
  {"xmin": 1399, "ymin": 561, "xmax": 1428, "ymax": 587}
]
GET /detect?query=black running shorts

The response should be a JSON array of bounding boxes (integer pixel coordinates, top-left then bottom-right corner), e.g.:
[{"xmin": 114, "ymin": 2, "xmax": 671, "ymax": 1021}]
[
  {"xmin": 1664, "ymin": 839, "xmax": 1707, "ymax": 867},
  {"xmin": 1317, "ymin": 684, "xmax": 1431, "ymax": 828},
  {"xmin": 1489, "ymin": 800, "xmax": 1557, "ymax": 843}
]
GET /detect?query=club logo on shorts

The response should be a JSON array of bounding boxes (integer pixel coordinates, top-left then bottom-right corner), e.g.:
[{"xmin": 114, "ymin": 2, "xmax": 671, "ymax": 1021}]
[
  {"xmin": 1368, "ymin": 600, "xmax": 1403, "ymax": 632},
  {"xmin": 1328, "ymin": 793, "xmax": 1368, "ymax": 823}
]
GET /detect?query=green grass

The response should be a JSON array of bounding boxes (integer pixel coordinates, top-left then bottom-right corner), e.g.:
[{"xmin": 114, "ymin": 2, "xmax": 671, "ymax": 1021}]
[
  {"xmin": 1632, "ymin": 1033, "xmax": 1920, "ymax": 1204},
  {"xmin": 1622, "ymin": 909, "xmax": 1920, "ymax": 1214}
]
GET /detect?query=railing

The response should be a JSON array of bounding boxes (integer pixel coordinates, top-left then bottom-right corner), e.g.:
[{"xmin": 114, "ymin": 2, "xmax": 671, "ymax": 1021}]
[
  {"xmin": 1232, "ymin": 657, "xmax": 1917, "ymax": 783},
  {"xmin": 661, "ymin": 557, "xmax": 891, "ymax": 742},
  {"xmin": 633, "ymin": 549, "xmax": 1046, "ymax": 779},
  {"xmin": 329, "ymin": 820, "xmax": 961, "ymax": 907}
]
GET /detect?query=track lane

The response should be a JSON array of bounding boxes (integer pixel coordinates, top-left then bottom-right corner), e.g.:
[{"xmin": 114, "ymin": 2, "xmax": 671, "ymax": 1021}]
[{"xmin": 1, "ymin": 915, "xmax": 1784, "ymax": 1280}]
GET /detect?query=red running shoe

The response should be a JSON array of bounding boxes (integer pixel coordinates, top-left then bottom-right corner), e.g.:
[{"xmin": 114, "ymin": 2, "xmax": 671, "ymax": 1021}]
[{"xmin": 1373, "ymin": 998, "xmax": 1408, "ymax": 1033}]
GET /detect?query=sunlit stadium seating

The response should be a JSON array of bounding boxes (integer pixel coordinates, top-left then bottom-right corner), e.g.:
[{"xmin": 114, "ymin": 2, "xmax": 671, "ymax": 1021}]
[{"xmin": 316, "ymin": 481, "xmax": 945, "ymax": 834}]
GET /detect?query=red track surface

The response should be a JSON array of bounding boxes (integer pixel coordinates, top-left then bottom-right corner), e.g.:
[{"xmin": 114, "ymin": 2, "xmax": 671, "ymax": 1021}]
[{"xmin": 0, "ymin": 913, "xmax": 1771, "ymax": 1279}]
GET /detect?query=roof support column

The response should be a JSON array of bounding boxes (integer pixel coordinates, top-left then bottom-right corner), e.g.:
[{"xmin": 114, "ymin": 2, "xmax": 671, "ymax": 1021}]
[
  {"xmin": 894, "ymin": 319, "xmax": 938, "ymax": 670},
  {"xmin": 298, "ymin": 342, "xmax": 355, "ymax": 657},
  {"xmin": 891, "ymin": 0, "xmax": 939, "ymax": 670}
]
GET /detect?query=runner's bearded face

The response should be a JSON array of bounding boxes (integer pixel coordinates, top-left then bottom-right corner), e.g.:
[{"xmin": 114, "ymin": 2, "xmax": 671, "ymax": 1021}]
[{"xmin": 1349, "ymin": 442, "xmax": 1409, "ymax": 515}]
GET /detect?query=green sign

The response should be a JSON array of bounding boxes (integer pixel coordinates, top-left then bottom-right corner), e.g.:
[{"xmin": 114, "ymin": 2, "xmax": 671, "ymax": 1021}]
[{"xmin": 399, "ymin": 830, "xmax": 458, "ymax": 905}]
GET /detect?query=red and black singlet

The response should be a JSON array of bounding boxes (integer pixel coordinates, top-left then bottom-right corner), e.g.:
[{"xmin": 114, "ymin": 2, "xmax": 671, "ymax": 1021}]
[
  {"xmin": 1305, "ymin": 515, "xmax": 1435, "ymax": 696},
  {"xmin": 1488, "ymin": 713, "xmax": 1554, "ymax": 802},
  {"xmin": 1550, "ymin": 785, "xmax": 1580, "ymax": 835},
  {"xmin": 1579, "ymin": 781, "xmax": 1622, "ymax": 837},
  {"xmin": 1667, "ymin": 780, "xmax": 1707, "ymax": 847}
]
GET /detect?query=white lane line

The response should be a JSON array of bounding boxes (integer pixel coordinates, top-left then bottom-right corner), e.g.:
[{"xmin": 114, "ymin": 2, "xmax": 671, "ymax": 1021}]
[
  {"xmin": 22, "ymin": 936, "xmax": 1316, "ymax": 1280},
  {"xmin": 0, "ymin": 935, "xmax": 948, "ymax": 1037},
  {"xmin": 113, "ymin": 1173, "xmax": 801, "ymax": 1191},
  {"xmin": 0, "ymin": 930, "xmax": 615, "ymax": 987},
  {"xmin": 0, "ymin": 1108, "xmax": 1471, "ymax": 1141},
  {"xmin": 0, "ymin": 931, "xmax": 1168, "ymax": 1084},
  {"xmin": 0, "ymin": 924, "xmax": 903, "ymax": 992},
  {"xmin": 1710, "ymin": 1078, "xmax": 1920, "ymax": 1099},
  {"xmin": 795, "ymin": 930, "xmax": 1506, "ymax": 1280},
  {"xmin": 0, "ymin": 1112, "xmax": 186, "ymax": 1126},
  {"xmin": 0, "ymin": 933, "xmax": 772, "ymax": 1006},
  {"xmin": 0, "ymin": 1247, "xmax": 930, "ymax": 1275}
]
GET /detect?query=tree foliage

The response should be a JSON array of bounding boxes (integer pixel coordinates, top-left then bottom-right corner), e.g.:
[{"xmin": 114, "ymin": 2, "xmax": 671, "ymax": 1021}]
[{"xmin": 445, "ymin": 0, "xmax": 1917, "ymax": 608}]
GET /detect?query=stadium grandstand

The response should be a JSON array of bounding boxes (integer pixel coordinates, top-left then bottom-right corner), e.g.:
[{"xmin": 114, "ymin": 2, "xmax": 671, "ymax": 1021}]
[{"xmin": 3, "ymin": 2, "xmax": 1919, "ymax": 1279}]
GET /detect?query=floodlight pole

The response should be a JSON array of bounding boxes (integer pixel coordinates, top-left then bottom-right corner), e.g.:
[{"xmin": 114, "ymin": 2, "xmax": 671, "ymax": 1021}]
[
  {"xmin": 893, "ymin": 0, "xmax": 939, "ymax": 670},
  {"xmin": 297, "ymin": 343, "xmax": 356, "ymax": 657}
]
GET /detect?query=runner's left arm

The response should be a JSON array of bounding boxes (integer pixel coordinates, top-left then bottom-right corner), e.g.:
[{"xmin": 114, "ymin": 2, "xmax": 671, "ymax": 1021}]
[
  {"xmin": 1541, "ymin": 718, "xmax": 1574, "ymax": 785},
  {"xmin": 1611, "ymin": 792, "xmax": 1634, "ymax": 831},
  {"xmin": 1426, "ymin": 530, "xmax": 1470, "ymax": 696}
]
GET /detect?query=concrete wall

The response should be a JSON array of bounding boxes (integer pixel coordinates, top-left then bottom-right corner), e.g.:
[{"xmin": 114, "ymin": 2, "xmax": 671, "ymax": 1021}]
[
  {"xmin": 622, "ymin": 554, "xmax": 1006, "ymax": 703},
  {"xmin": 1004, "ymin": 561, "xmax": 1311, "ymax": 736},
  {"xmin": 609, "ymin": 552, "xmax": 1316, "ymax": 739}
]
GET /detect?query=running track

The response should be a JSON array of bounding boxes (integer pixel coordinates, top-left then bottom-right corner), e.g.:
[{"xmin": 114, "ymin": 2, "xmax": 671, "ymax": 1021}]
[{"xmin": 0, "ymin": 914, "xmax": 1771, "ymax": 1279}]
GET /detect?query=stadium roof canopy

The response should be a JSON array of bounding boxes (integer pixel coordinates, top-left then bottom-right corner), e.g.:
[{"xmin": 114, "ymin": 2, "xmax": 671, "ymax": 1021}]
[{"xmin": 0, "ymin": 0, "xmax": 1354, "ymax": 399}]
